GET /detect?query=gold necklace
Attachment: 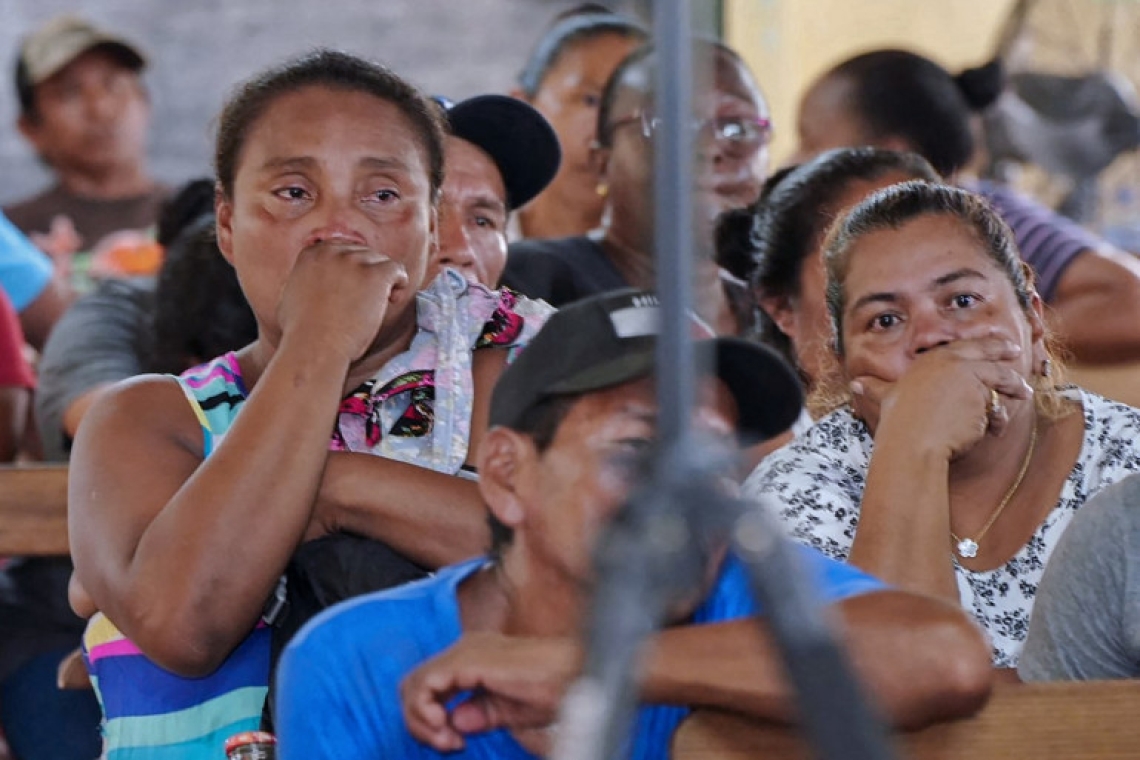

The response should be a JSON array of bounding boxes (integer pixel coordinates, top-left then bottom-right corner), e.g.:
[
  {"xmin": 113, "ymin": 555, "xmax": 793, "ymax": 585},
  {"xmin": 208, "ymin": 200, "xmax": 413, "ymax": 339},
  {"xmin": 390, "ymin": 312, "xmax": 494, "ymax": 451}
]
[{"xmin": 950, "ymin": 422, "xmax": 1038, "ymax": 559}]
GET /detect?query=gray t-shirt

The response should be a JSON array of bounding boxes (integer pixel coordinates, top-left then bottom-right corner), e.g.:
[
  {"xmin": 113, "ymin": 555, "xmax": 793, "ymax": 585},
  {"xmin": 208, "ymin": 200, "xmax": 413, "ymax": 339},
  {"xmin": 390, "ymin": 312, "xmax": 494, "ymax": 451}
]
[
  {"xmin": 1019, "ymin": 473, "xmax": 1140, "ymax": 681},
  {"xmin": 35, "ymin": 277, "xmax": 154, "ymax": 462},
  {"xmin": 4, "ymin": 184, "xmax": 168, "ymax": 254}
]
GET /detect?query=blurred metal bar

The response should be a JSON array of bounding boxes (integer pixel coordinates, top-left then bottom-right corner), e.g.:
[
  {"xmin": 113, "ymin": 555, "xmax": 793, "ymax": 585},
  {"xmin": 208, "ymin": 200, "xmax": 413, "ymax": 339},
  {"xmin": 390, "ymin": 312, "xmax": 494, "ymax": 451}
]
[
  {"xmin": 552, "ymin": 0, "xmax": 896, "ymax": 758},
  {"xmin": 652, "ymin": 0, "xmax": 697, "ymax": 448}
]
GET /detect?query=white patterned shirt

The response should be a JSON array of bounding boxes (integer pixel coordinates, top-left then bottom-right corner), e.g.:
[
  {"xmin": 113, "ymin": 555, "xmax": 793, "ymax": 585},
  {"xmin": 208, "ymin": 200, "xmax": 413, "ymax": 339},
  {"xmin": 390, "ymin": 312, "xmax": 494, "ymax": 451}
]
[{"xmin": 743, "ymin": 387, "xmax": 1140, "ymax": 667}]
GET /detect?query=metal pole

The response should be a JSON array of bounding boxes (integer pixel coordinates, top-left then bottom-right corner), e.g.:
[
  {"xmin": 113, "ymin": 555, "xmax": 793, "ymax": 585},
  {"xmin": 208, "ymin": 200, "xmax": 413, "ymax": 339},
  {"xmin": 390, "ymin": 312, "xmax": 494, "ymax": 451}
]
[
  {"xmin": 652, "ymin": 0, "xmax": 697, "ymax": 448},
  {"xmin": 552, "ymin": 1, "xmax": 897, "ymax": 758},
  {"xmin": 551, "ymin": 6, "xmax": 705, "ymax": 753}
]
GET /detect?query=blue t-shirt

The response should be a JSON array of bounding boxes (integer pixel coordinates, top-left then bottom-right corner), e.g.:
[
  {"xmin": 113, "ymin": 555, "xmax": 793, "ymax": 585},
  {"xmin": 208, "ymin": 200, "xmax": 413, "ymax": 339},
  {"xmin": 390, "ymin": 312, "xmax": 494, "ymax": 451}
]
[
  {"xmin": 276, "ymin": 548, "xmax": 884, "ymax": 759},
  {"xmin": 0, "ymin": 211, "xmax": 52, "ymax": 312}
]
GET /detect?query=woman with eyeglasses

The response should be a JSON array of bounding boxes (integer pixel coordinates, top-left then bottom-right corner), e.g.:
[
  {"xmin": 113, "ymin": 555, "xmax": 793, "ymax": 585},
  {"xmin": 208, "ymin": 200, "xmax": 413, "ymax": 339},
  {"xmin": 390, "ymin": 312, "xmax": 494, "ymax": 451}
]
[{"xmin": 501, "ymin": 39, "xmax": 772, "ymax": 338}]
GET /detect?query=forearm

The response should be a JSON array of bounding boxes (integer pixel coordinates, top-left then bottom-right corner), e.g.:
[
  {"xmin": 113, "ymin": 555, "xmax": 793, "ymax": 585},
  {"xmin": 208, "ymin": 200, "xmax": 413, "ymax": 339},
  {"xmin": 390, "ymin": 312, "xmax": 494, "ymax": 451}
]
[
  {"xmin": 0, "ymin": 388, "xmax": 29, "ymax": 462},
  {"xmin": 17, "ymin": 276, "xmax": 73, "ymax": 351},
  {"xmin": 640, "ymin": 618, "xmax": 794, "ymax": 721},
  {"xmin": 641, "ymin": 592, "xmax": 991, "ymax": 729},
  {"xmin": 1049, "ymin": 248, "xmax": 1140, "ymax": 363},
  {"xmin": 89, "ymin": 348, "xmax": 350, "ymax": 672},
  {"xmin": 68, "ymin": 571, "xmax": 97, "ymax": 619},
  {"xmin": 1048, "ymin": 297, "xmax": 1140, "ymax": 364},
  {"xmin": 322, "ymin": 453, "xmax": 488, "ymax": 568},
  {"xmin": 848, "ymin": 436, "xmax": 958, "ymax": 601},
  {"xmin": 833, "ymin": 592, "xmax": 992, "ymax": 727}
]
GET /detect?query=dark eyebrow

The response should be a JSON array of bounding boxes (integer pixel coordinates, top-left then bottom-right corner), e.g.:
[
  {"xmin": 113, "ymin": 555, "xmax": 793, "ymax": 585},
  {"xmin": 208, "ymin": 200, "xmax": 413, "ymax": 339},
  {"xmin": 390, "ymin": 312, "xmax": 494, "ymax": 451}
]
[
  {"xmin": 849, "ymin": 291, "xmax": 899, "ymax": 314},
  {"xmin": 258, "ymin": 156, "xmax": 318, "ymax": 173},
  {"xmin": 468, "ymin": 195, "xmax": 507, "ymax": 217},
  {"xmin": 359, "ymin": 156, "xmax": 413, "ymax": 174},
  {"xmin": 617, "ymin": 406, "xmax": 658, "ymax": 426},
  {"xmin": 933, "ymin": 267, "xmax": 987, "ymax": 288},
  {"xmin": 257, "ymin": 156, "xmax": 412, "ymax": 174},
  {"xmin": 849, "ymin": 268, "xmax": 989, "ymax": 314}
]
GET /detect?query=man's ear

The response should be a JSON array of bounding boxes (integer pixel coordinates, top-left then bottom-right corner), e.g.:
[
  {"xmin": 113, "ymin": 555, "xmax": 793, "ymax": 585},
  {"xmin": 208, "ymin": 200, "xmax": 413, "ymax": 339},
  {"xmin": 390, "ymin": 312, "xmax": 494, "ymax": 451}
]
[
  {"xmin": 214, "ymin": 183, "xmax": 236, "ymax": 265},
  {"xmin": 477, "ymin": 427, "xmax": 534, "ymax": 531},
  {"xmin": 17, "ymin": 113, "xmax": 46, "ymax": 155}
]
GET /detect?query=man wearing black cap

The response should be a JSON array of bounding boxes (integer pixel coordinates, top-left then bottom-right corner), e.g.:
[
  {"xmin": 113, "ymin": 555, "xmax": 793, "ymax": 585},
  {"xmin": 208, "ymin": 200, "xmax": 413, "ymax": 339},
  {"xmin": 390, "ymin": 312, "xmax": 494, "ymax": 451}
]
[
  {"xmin": 7, "ymin": 15, "xmax": 167, "ymax": 277},
  {"xmin": 432, "ymin": 95, "xmax": 560, "ymax": 286},
  {"xmin": 275, "ymin": 289, "xmax": 992, "ymax": 759}
]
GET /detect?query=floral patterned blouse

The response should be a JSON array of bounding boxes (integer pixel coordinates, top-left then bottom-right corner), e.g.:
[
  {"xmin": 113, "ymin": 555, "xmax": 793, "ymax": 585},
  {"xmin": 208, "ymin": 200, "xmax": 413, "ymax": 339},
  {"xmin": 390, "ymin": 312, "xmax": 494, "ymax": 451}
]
[
  {"xmin": 331, "ymin": 268, "xmax": 553, "ymax": 474},
  {"xmin": 742, "ymin": 387, "xmax": 1140, "ymax": 667}
]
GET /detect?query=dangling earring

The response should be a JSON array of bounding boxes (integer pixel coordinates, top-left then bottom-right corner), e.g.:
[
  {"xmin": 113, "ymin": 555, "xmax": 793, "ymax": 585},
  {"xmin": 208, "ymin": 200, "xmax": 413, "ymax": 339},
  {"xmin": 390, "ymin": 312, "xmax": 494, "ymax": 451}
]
[
  {"xmin": 1041, "ymin": 358, "xmax": 1052, "ymax": 379},
  {"xmin": 595, "ymin": 182, "xmax": 609, "ymax": 198}
]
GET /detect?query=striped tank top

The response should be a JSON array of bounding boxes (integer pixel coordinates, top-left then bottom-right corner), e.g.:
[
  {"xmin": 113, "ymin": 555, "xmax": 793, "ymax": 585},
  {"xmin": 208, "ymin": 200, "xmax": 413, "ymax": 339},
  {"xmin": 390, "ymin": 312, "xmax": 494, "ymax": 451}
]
[
  {"xmin": 80, "ymin": 276, "xmax": 551, "ymax": 758},
  {"xmin": 83, "ymin": 353, "xmax": 271, "ymax": 760}
]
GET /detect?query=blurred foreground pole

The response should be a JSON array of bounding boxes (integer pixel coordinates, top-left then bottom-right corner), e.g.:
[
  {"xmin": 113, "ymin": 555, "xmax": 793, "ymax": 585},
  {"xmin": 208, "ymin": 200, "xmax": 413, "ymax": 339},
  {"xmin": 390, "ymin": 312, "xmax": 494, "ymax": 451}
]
[{"xmin": 550, "ymin": 1, "xmax": 897, "ymax": 758}]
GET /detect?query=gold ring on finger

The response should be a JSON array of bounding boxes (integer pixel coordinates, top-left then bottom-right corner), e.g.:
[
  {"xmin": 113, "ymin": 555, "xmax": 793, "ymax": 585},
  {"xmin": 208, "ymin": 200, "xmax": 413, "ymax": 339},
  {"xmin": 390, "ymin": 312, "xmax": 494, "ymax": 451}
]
[{"xmin": 987, "ymin": 388, "xmax": 1002, "ymax": 417}]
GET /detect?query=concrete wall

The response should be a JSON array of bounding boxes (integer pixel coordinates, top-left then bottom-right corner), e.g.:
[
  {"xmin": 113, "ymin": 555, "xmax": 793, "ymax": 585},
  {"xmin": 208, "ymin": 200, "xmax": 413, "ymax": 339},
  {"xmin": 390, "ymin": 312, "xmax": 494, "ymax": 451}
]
[
  {"xmin": 0, "ymin": 0, "xmax": 638, "ymax": 205},
  {"xmin": 1, "ymin": 1, "xmax": 1020, "ymax": 205}
]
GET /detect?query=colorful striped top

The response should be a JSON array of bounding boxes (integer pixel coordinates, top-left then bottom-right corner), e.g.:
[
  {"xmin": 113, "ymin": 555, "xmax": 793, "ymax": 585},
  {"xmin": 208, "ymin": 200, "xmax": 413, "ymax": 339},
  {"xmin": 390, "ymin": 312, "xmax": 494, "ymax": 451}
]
[
  {"xmin": 83, "ymin": 353, "xmax": 271, "ymax": 760},
  {"xmin": 81, "ymin": 274, "xmax": 552, "ymax": 759}
]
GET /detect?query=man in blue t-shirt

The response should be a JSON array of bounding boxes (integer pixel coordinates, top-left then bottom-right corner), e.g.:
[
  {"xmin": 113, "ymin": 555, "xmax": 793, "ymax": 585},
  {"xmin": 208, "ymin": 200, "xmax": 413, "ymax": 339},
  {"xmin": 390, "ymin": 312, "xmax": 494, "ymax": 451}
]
[{"xmin": 276, "ymin": 290, "xmax": 992, "ymax": 758}]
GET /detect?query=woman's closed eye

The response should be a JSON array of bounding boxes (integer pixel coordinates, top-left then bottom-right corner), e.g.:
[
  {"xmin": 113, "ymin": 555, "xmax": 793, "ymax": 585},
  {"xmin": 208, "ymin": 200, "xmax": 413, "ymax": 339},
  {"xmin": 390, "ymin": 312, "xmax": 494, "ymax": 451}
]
[
  {"xmin": 273, "ymin": 185, "xmax": 311, "ymax": 202},
  {"xmin": 365, "ymin": 188, "xmax": 401, "ymax": 204}
]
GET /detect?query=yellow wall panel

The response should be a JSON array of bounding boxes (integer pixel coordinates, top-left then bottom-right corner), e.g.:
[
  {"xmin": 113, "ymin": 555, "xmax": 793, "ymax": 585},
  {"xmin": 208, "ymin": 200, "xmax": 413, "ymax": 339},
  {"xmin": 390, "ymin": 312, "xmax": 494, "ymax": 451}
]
[{"xmin": 726, "ymin": 0, "xmax": 1017, "ymax": 161}]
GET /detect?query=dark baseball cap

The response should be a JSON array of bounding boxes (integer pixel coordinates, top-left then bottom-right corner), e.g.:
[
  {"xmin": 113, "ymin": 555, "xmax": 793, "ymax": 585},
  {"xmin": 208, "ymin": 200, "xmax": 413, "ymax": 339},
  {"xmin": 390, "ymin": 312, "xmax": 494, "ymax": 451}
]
[
  {"xmin": 490, "ymin": 289, "xmax": 804, "ymax": 444},
  {"xmin": 435, "ymin": 94, "xmax": 561, "ymax": 211}
]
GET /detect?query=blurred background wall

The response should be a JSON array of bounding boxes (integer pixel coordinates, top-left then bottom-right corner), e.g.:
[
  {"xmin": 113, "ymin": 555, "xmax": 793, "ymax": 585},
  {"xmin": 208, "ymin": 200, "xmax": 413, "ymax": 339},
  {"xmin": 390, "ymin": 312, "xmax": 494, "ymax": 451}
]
[
  {"xmin": 725, "ymin": 0, "xmax": 1018, "ymax": 163},
  {"xmin": 2, "ymin": 0, "xmax": 1129, "ymax": 219},
  {"xmin": 0, "ymin": 0, "xmax": 641, "ymax": 205}
]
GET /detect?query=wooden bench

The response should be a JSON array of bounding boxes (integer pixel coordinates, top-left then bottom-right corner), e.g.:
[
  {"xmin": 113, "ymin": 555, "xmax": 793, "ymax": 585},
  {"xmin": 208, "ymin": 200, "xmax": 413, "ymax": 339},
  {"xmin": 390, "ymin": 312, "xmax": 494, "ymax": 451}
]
[
  {"xmin": 672, "ymin": 679, "xmax": 1140, "ymax": 759},
  {"xmin": 0, "ymin": 464, "xmax": 71, "ymax": 758},
  {"xmin": 0, "ymin": 464, "xmax": 69, "ymax": 557}
]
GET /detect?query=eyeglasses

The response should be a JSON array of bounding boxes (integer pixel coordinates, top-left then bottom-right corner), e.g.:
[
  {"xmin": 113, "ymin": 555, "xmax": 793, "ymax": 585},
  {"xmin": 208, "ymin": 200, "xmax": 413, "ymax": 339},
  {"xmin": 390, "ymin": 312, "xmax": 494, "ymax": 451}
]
[{"xmin": 604, "ymin": 110, "xmax": 773, "ymax": 149}]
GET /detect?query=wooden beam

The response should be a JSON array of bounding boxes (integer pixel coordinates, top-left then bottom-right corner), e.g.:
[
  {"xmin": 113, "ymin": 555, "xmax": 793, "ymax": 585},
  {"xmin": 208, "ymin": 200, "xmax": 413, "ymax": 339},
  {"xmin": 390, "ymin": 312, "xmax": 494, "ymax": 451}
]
[
  {"xmin": 0, "ymin": 464, "xmax": 69, "ymax": 556},
  {"xmin": 672, "ymin": 680, "xmax": 1140, "ymax": 759}
]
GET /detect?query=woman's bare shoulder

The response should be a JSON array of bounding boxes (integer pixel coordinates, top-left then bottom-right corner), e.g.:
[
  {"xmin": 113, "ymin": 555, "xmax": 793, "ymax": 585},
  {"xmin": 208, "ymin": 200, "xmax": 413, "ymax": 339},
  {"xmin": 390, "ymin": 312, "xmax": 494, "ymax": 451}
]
[{"xmin": 75, "ymin": 373, "xmax": 204, "ymax": 456}]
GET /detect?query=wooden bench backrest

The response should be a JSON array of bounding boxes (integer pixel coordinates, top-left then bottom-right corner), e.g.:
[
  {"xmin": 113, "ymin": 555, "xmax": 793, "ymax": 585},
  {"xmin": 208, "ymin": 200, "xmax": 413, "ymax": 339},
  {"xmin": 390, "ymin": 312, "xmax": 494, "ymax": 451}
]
[
  {"xmin": 672, "ymin": 679, "xmax": 1140, "ymax": 760},
  {"xmin": 0, "ymin": 464, "xmax": 69, "ymax": 556},
  {"xmin": 1067, "ymin": 362, "xmax": 1140, "ymax": 409}
]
